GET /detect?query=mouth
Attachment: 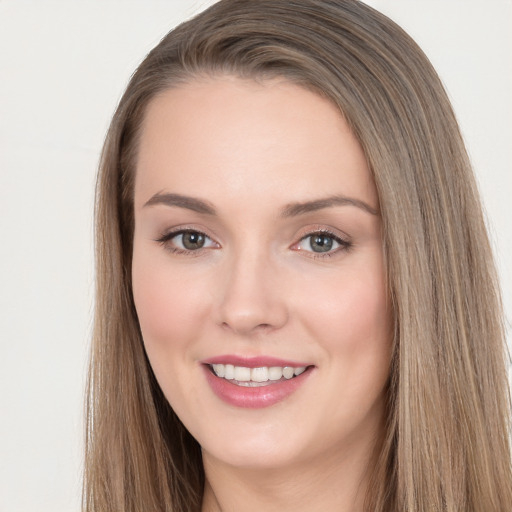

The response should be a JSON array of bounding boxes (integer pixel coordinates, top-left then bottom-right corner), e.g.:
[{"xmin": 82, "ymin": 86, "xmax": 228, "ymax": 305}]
[
  {"xmin": 202, "ymin": 357, "xmax": 314, "ymax": 408},
  {"xmin": 208, "ymin": 363, "xmax": 309, "ymax": 387}
]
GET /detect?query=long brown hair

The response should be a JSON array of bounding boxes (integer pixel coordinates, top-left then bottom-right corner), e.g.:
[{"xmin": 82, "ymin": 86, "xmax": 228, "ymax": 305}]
[{"xmin": 84, "ymin": 1, "xmax": 512, "ymax": 510}]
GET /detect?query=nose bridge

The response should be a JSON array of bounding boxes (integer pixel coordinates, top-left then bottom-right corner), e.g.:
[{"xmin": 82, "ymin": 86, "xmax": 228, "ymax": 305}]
[{"xmin": 215, "ymin": 242, "xmax": 288, "ymax": 335}]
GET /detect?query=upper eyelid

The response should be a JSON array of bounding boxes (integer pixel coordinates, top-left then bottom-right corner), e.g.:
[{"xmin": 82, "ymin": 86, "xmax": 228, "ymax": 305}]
[
  {"xmin": 291, "ymin": 227, "xmax": 353, "ymax": 256},
  {"xmin": 296, "ymin": 231, "xmax": 350, "ymax": 248},
  {"xmin": 154, "ymin": 225, "xmax": 351, "ymax": 248},
  {"xmin": 300, "ymin": 229, "xmax": 344, "ymax": 240},
  {"xmin": 295, "ymin": 225, "xmax": 351, "ymax": 242},
  {"xmin": 156, "ymin": 228, "xmax": 219, "ymax": 255},
  {"xmin": 156, "ymin": 225, "xmax": 217, "ymax": 241}
]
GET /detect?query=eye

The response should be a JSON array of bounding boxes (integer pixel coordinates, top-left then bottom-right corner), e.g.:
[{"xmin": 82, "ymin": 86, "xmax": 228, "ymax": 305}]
[
  {"xmin": 177, "ymin": 231, "xmax": 207, "ymax": 250},
  {"xmin": 156, "ymin": 229, "xmax": 219, "ymax": 253},
  {"xmin": 292, "ymin": 230, "xmax": 351, "ymax": 256},
  {"xmin": 306, "ymin": 233, "xmax": 338, "ymax": 253}
]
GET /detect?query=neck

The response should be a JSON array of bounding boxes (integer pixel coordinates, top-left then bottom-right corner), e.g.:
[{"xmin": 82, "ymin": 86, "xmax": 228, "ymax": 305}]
[{"xmin": 201, "ymin": 440, "xmax": 379, "ymax": 512}]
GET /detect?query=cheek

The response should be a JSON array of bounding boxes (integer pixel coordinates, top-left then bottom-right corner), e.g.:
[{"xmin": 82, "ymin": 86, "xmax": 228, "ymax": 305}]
[
  {"xmin": 296, "ymin": 262, "xmax": 392, "ymax": 440},
  {"xmin": 131, "ymin": 248, "xmax": 211, "ymax": 358},
  {"xmin": 299, "ymin": 259, "xmax": 392, "ymax": 371}
]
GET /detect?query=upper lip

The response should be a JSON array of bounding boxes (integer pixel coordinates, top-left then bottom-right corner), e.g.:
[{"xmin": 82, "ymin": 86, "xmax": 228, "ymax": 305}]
[{"xmin": 202, "ymin": 355, "xmax": 312, "ymax": 368}]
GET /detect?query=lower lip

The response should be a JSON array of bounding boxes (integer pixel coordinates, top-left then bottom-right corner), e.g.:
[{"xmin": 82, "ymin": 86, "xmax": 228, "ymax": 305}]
[{"xmin": 203, "ymin": 365, "xmax": 312, "ymax": 408}]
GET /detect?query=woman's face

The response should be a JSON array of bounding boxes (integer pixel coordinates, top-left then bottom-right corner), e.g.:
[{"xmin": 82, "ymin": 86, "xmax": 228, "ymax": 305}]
[{"xmin": 132, "ymin": 77, "xmax": 392, "ymax": 472}]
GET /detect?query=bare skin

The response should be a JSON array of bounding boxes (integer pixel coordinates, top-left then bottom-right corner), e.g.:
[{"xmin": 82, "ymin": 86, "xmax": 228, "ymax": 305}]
[{"xmin": 132, "ymin": 77, "xmax": 392, "ymax": 511}]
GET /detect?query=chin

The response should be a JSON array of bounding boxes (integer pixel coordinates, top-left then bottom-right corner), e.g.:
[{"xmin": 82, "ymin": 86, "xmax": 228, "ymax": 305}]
[{"xmin": 197, "ymin": 420, "xmax": 318, "ymax": 471}]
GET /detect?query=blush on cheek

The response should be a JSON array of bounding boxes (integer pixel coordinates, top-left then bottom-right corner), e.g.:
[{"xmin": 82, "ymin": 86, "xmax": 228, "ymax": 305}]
[
  {"xmin": 344, "ymin": 288, "xmax": 390, "ymax": 342},
  {"xmin": 300, "ymin": 268, "xmax": 391, "ymax": 366},
  {"xmin": 132, "ymin": 259, "xmax": 212, "ymax": 355}
]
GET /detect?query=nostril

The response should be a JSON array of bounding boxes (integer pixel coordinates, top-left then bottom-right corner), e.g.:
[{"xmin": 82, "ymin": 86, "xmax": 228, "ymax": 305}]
[
  {"xmin": 220, "ymin": 320, "xmax": 274, "ymax": 334},
  {"xmin": 214, "ymin": 271, "xmax": 289, "ymax": 334}
]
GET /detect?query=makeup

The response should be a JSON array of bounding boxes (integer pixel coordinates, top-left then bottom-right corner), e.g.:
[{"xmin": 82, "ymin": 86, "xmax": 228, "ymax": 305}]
[
  {"xmin": 133, "ymin": 78, "xmax": 391, "ymax": 472},
  {"xmin": 202, "ymin": 356, "xmax": 314, "ymax": 408}
]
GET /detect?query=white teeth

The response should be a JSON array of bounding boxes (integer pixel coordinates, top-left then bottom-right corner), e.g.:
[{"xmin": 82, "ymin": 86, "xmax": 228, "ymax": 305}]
[
  {"xmin": 251, "ymin": 367, "xmax": 269, "ymax": 382},
  {"xmin": 282, "ymin": 366, "xmax": 294, "ymax": 379},
  {"xmin": 268, "ymin": 367, "xmax": 283, "ymax": 381},
  {"xmin": 224, "ymin": 364, "xmax": 235, "ymax": 380},
  {"xmin": 212, "ymin": 364, "xmax": 225, "ymax": 378},
  {"xmin": 234, "ymin": 366, "xmax": 251, "ymax": 382},
  {"xmin": 210, "ymin": 363, "xmax": 309, "ymax": 383}
]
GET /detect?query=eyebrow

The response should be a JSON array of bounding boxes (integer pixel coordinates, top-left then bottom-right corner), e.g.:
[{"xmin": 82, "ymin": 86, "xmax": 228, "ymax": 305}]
[
  {"xmin": 281, "ymin": 195, "xmax": 379, "ymax": 217},
  {"xmin": 143, "ymin": 192, "xmax": 216, "ymax": 215},
  {"xmin": 143, "ymin": 192, "xmax": 378, "ymax": 217}
]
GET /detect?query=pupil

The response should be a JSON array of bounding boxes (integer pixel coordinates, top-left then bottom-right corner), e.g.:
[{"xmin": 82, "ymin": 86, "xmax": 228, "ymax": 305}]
[
  {"xmin": 183, "ymin": 232, "xmax": 205, "ymax": 250},
  {"xmin": 311, "ymin": 234, "xmax": 333, "ymax": 253}
]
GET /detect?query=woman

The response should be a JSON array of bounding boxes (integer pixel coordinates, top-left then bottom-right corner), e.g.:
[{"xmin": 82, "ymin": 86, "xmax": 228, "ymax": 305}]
[{"xmin": 84, "ymin": 0, "xmax": 512, "ymax": 510}]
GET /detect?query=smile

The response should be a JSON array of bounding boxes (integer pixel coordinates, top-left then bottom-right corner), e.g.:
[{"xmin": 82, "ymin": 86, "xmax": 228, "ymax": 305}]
[
  {"xmin": 203, "ymin": 358, "xmax": 314, "ymax": 408},
  {"xmin": 210, "ymin": 364, "xmax": 307, "ymax": 386}
]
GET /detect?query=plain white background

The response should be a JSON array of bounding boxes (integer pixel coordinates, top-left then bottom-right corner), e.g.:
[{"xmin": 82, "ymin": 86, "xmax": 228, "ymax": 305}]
[{"xmin": 0, "ymin": 1, "xmax": 510, "ymax": 511}]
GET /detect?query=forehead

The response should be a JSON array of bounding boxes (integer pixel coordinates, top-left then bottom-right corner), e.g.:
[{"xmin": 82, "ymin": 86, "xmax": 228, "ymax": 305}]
[{"xmin": 134, "ymin": 77, "xmax": 378, "ymax": 211}]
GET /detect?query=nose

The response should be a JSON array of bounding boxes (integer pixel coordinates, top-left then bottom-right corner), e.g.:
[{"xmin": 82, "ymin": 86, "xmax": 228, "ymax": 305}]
[{"xmin": 214, "ymin": 248, "xmax": 289, "ymax": 336}]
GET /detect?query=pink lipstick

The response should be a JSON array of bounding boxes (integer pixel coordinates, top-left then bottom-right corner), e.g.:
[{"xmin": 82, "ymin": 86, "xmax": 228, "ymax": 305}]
[{"xmin": 201, "ymin": 355, "xmax": 313, "ymax": 408}]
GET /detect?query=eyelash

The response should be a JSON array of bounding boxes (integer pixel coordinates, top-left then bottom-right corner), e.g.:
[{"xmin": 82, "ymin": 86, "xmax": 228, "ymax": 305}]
[
  {"xmin": 293, "ymin": 229, "xmax": 352, "ymax": 259},
  {"xmin": 155, "ymin": 228, "xmax": 218, "ymax": 255},
  {"xmin": 155, "ymin": 228, "xmax": 352, "ymax": 258}
]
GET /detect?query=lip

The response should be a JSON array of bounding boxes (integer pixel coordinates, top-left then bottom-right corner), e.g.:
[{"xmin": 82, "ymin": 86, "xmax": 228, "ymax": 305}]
[
  {"xmin": 201, "ymin": 357, "xmax": 314, "ymax": 409},
  {"xmin": 202, "ymin": 355, "xmax": 310, "ymax": 368}
]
